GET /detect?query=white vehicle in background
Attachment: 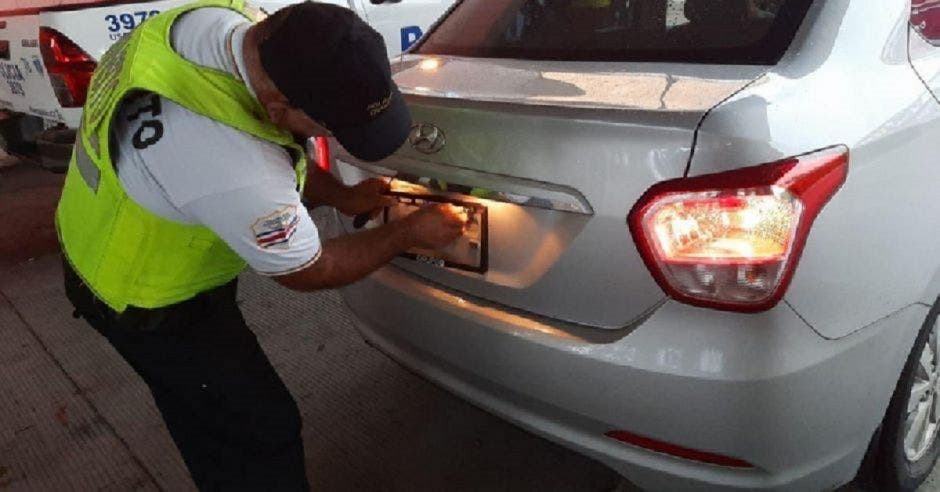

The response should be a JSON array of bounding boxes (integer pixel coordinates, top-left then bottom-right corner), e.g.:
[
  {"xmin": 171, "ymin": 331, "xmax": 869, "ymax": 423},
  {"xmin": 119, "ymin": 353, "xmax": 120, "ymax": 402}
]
[{"xmin": 0, "ymin": 0, "xmax": 451, "ymax": 169}]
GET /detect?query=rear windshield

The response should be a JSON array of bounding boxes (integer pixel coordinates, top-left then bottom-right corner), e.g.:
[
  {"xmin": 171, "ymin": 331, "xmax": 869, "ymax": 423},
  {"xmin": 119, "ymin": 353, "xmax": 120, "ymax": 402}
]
[{"xmin": 416, "ymin": 0, "xmax": 814, "ymax": 64}]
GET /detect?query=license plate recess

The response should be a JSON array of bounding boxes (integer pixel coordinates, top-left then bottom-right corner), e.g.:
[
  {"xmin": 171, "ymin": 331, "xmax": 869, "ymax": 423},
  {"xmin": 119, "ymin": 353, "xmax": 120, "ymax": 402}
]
[{"xmin": 383, "ymin": 192, "xmax": 488, "ymax": 273}]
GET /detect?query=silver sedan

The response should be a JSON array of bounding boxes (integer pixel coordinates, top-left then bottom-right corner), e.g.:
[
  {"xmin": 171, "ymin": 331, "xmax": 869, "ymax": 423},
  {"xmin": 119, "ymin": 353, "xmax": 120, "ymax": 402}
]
[{"xmin": 331, "ymin": 0, "xmax": 940, "ymax": 490}]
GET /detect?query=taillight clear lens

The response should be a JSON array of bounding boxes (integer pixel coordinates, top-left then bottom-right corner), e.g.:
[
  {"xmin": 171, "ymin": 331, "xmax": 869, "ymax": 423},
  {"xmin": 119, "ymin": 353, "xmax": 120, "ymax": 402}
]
[
  {"xmin": 629, "ymin": 146, "xmax": 849, "ymax": 312},
  {"xmin": 39, "ymin": 28, "xmax": 97, "ymax": 108},
  {"xmin": 643, "ymin": 189, "xmax": 801, "ymax": 305}
]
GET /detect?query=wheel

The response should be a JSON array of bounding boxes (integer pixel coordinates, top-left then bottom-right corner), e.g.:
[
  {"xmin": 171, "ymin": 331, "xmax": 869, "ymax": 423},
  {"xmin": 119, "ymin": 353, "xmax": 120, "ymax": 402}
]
[
  {"xmin": 0, "ymin": 112, "xmax": 42, "ymax": 156},
  {"xmin": 874, "ymin": 297, "xmax": 940, "ymax": 491},
  {"xmin": 36, "ymin": 128, "xmax": 75, "ymax": 173}
]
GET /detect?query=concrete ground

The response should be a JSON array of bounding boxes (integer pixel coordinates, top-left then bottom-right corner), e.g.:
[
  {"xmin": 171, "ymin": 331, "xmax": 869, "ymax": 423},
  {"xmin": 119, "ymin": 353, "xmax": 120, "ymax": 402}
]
[{"xmin": 0, "ymin": 154, "xmax": 938, "ymax": 491}]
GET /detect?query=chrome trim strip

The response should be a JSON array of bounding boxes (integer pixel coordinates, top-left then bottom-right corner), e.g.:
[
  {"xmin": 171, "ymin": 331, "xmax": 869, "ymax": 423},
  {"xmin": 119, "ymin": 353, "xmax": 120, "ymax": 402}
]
[{"xmin": 335, "ymin": 156, "xmax": 593, "ymax": 215}]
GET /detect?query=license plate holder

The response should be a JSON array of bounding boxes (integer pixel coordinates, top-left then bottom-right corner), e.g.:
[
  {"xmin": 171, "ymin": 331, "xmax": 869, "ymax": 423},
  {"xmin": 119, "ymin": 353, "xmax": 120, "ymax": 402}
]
[{"xmin": 383, "ymin": 192, "xmax": 489, "ymax": 273}]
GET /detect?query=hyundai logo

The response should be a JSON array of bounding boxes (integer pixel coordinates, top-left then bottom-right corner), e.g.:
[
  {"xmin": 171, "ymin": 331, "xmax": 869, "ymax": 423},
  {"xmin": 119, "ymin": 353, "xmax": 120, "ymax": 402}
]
[{"xmin": 408, "ymin": 123, "xmax": 446, "ymax": 155}]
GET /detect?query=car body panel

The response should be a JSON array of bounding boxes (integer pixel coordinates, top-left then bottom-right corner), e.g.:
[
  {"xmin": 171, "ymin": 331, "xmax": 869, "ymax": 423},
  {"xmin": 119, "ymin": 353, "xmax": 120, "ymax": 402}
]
[
  {"xmin": 333, "ymin": 59, "xmax": 766, "ymax": 328},
  {"xmin": 342, "ymin": 265, "xmax": 926, "ymax": 490},
  {"xmin": 0, "ymin": 14, "xmax": 65, "ymax": 121},
  {"xmin": 688, "ymin": 0, "xmax": 940, "ymax": 338},
  {"xmin": 32, "ymin": 0, "xmax": 187, "ymax": 126},
  {"xmin": 392, "ymin": 56, "xmax": 766, "ymax": 112},
  {"xmin": 38, "ymin": 0, "xmax": 185, "ymax": 62},
  {"xmin": 334, "ymin": 98, "xmax": 681, "ymax": 328},
  {"xmin": 908, "ymin": 29, "xmax": 940, "ymax": 308}
]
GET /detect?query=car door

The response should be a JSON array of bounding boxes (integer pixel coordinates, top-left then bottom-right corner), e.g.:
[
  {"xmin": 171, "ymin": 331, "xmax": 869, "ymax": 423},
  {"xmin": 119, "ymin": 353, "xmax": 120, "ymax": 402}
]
[{"xmin": 354, "ymin": 0, "xmax": 452, "ymax": 57}]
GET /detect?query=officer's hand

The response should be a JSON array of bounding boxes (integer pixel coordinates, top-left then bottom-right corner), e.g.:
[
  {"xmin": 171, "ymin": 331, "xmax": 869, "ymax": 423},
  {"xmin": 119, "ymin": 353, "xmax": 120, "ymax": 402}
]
[
  {"xmin": 405, "ymin": 204, "xmax": 467, "ymax": 250},
  {"xmin": 337, "ymin": 178, "xmax": 395, "ymax": 217}
]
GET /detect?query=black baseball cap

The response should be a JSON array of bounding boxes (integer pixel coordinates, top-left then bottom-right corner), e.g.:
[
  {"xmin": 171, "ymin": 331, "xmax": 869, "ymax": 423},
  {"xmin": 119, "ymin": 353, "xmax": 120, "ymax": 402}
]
[{"xmin": 258, "ymin": 2, "xmax": 412, "ymax": 162}]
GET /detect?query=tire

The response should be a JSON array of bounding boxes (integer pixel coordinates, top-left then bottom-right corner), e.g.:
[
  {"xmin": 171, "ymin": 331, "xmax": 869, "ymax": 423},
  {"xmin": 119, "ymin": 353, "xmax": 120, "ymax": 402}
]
[
  {"xmin": 874, "ymin": 296, "xmax": 940, "ymax": 491},
  {"xmin": 36, "ymin": 128, "xmax": 75, "ymax": 173},
  {"xmin": 0, "ymin": 112, "xmax": 43, "ymax": 156}
]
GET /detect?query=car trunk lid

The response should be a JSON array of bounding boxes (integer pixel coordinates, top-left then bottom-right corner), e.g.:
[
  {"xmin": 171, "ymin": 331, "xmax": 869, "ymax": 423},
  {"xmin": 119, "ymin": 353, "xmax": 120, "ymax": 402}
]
[{"xmin": 335, "ymin": 55, "xmax": 765, "ymax": 328}]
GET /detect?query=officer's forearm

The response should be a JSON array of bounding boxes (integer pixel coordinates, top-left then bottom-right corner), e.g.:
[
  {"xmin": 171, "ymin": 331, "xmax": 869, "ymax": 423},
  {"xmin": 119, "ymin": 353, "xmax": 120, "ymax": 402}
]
[
  {"xmin": 302, "ymin": 167, "xmax": 350, "ymax": 209},
  {"xmin": 273, "ymin": 221, "xmax": 413, "ymax": 292}
]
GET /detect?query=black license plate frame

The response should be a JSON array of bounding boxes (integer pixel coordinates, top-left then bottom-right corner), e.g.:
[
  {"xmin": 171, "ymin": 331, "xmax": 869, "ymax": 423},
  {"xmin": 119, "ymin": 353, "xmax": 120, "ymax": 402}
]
[{"xmin": 382, "ymin": 192, "xmax": 489, "ymax": 274}]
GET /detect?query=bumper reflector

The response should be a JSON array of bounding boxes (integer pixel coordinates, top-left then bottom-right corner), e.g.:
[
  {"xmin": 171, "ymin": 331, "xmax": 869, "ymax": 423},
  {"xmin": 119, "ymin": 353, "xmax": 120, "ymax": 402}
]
[{"xmin": 605, "ymin": 430, "xmax": 754, "ymax": 469}]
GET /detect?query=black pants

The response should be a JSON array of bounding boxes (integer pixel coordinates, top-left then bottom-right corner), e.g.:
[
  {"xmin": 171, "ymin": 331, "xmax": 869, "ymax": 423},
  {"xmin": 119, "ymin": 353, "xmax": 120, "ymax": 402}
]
[{"xmin": 63, "ymin": 260, "xmax": 309, "ymax": 491}]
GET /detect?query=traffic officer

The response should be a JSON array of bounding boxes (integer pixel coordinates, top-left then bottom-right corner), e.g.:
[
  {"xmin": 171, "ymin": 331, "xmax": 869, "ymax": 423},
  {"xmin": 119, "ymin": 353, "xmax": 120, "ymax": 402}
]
[{"xmin": 56, "ymin": 0, "xmax": 465, "ymax": 490}]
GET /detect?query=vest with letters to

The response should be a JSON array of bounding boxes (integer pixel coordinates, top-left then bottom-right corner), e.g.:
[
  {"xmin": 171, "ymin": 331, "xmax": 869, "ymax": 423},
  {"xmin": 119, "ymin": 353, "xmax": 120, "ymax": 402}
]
[{"xmin": 56, "ymin": 0, "xmax": 306, "ymax": 313}]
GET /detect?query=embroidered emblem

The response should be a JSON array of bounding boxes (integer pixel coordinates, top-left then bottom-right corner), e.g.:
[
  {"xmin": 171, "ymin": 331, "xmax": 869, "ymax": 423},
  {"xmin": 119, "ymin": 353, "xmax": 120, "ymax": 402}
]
[{"xmin": 252, "ymin": 206, "xmax": 300, "ymax": 250}]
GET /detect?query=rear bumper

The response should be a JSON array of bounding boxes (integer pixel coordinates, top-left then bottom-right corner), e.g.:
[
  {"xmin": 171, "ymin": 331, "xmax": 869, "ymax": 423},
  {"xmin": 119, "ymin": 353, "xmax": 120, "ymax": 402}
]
[{"xmin": 342, "ymin": 266, "xmax": 925, "ymax": 491}]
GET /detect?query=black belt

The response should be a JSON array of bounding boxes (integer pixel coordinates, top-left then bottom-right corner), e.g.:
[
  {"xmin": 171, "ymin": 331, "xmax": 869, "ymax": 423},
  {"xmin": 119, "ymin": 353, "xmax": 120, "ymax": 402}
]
[{"xmin": 62, "ymin": 256, "xmax": 237, "ymax": 332}]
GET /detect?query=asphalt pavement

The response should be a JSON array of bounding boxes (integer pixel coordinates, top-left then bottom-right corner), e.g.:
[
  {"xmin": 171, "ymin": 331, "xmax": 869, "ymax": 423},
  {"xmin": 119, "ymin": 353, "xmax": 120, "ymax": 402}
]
[{"xmin": 1, "ymin": 155, "xmax": 938, "ymax": 491}]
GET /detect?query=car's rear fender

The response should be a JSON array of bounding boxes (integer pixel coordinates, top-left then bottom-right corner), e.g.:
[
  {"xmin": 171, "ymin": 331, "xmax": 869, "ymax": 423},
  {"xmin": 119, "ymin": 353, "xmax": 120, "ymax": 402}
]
[{"xmin": 687, "ymin": 0, "xmax": 940, "ymax": 338}]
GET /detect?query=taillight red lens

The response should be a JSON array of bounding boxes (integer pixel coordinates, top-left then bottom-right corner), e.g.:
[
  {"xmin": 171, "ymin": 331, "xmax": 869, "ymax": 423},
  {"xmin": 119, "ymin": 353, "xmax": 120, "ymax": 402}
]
[
  {"xmin": 314, "ymin": 136, "xmax": 331, "ymax": 172},
  {"xmin": 605, "ymin": 430, "xmax": 753, "ymax": 468},
  {"xmin": 628, "ymin": 146, "xmax": 849, "ymax": 312},
  {"xmin": 39, "ymin": 27, "xmax": 97, "ymax": 107}
]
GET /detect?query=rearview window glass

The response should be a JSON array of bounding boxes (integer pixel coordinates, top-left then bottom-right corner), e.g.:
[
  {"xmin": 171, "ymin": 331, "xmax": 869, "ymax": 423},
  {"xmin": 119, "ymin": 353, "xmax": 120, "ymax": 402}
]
[{"xmin": 416, "ymin": 0, "xmax": 814, "ymax": 64}]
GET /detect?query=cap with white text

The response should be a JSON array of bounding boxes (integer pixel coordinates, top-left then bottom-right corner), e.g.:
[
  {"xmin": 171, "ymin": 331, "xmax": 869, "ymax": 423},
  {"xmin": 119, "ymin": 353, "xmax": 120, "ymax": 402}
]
[{"xmin": 259, "ymin": 2, "xmax": 411, "ymax": 162}]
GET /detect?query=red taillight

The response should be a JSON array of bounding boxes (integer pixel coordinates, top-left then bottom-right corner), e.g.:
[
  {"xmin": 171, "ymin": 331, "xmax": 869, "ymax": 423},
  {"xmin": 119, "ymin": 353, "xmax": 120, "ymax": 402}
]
[
  {"xmin": 313, "ymin": 136, "xmax": 331, "ymax": 172},
  {"xmin": 39, "ymin": 27, "xmax": 96, "ymax": 107},
  {"xmin": 605, "ymin": 430, "xmax": 754, "ymax": 468},
  {"xmin": 628, "ymin": 146, "xmax": 848, "ymax": 312}
]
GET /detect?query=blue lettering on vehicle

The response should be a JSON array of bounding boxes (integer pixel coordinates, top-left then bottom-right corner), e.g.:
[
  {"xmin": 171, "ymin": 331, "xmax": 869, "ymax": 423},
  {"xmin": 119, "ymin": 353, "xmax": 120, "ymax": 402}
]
[
  {"xmin": 32, "ymin": 55, "xmax": 44, "ymax": 77},
  {"xmin": 400, "ymin": 26, "xmax": 423, "ymax": 52},
  {"xmin": 105, "ymin": 10, "xmax": 160, "ymax": 35},
  {"xmin": 20, "ymin": 58, "xmax": 34, "ymax": 76},
  {"xmin": 0, "ymin": 62, "xmax": 26, "ymax": 97},
  {"xmin": 0, "ymin": 63, "xmax": 25, "ymax": 82}
]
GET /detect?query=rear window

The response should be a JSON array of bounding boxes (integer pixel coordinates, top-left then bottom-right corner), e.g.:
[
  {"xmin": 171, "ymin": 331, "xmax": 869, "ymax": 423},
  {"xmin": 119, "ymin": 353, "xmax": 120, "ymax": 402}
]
[{"xmin": 416, "ymin": 0, "xmax": 814, "ymax": 64}]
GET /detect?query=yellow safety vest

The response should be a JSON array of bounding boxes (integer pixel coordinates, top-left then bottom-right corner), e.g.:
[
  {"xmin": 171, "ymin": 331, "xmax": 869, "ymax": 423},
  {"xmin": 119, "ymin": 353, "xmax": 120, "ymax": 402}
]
[
  {"xmin": 56, "ymin": 0, "xmax": 306, "ymax": 312},
  {"xmin": 571, "ymin": 0, "xmax": 612, "ymax": 8}
]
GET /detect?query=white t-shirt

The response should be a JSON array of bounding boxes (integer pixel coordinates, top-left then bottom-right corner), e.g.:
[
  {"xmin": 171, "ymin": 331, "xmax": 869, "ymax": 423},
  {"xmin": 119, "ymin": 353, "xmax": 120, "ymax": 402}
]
[{"xmin": 113, "ymin": 7, "xmax": 321, "ymax": 276}]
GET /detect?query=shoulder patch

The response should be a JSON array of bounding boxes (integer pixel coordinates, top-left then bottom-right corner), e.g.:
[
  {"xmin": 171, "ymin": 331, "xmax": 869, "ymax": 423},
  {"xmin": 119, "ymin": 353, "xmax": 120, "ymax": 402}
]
[{"xmin": 252, "ymin": 205, "xmax": 300, "ymax": 250}]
